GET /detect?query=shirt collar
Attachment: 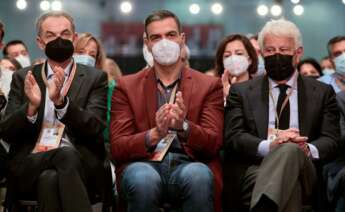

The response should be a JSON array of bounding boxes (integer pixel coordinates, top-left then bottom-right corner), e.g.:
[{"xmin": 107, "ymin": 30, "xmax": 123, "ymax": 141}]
[
  {"xmin": 269, "ymin": 70, "xmax": 298, "ymax": 90},
  {"xmin": 47, "ymin": 60, "xmax": 73, "ymax": 79},
  {"xmin": 155, "ymin": 71, "xmax": 182, "ymax": 90}
]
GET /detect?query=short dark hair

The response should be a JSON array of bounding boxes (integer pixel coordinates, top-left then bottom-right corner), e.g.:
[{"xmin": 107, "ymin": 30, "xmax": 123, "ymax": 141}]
[
  {"xmin": 215, "ymin": 34, "xmax": 258, "ymax": 76},
  {"xmin": 144, "ymin": 10, "xmax": 182, "ymax": 36},
  {"xmin": 297, "ymin": 58, "xmax": 323, "ymax": 76},
  {"xmin": 327, "ymin": 35, "xmax": 345, "ymax": 57},
  {"xmin": 0, "ymin": 20, "xmax": 4, "ymax": 42},
  {"xmin": 3, "ymin": 40, "xmax": 28, "ymax": 56}
]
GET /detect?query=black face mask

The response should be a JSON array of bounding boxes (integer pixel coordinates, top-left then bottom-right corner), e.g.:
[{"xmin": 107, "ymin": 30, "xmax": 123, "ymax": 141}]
[
  {"xmin": 45, "ymin": 37, "xmax": 74, "ymax": 63},
  {"xmin": 308, "ymin": 75, "xmax": 320, "ymax": 80},
  {"xmin": 264, "ymin": 54, "xmax": 295, "ymax": 81}
]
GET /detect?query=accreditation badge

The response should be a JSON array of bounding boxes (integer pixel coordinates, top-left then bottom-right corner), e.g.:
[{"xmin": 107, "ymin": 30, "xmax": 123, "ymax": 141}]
[
  {"xmin": 32, "ymin": 122, "xmax": 65, "ymax": 153},
  {"xmin": 149, "ymin": 133, "xmax": 176, "ymax": 162}
]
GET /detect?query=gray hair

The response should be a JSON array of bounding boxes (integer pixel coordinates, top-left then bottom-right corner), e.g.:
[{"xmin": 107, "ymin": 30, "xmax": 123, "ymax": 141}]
[
  {"xmin": 36, "ymin": 11, "xmax": 75, "ymax": 36},
  {"xmin": 258, "ymin": 19, "xmax": 303, "ymax": 50}
]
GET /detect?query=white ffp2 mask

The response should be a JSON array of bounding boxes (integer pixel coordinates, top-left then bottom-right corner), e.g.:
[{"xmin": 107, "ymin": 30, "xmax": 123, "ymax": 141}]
[
  {"xmin": 223, "ymin": 55, "xmax": 250, "ymax": 76},
  {"xmin": 15, "ymin": 55, "xmax": 31, "ymax": 68},
  {"xmin": 143, "ymin": 44, "xmax": 154, "ymax": 67},
  {"xmin": 151, "ymin": 39, "xmax": 180, "ymax": 66}
]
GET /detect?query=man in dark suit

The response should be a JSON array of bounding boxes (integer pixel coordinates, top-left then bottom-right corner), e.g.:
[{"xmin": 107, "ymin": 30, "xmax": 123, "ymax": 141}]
[
  {"xmin": 0, "ymin": 19, "xmax": 7, "ymax": 182},
  {"xmin": 1, "ymin": 11, "xmax": 107, "ymax": 212},
  {"xmin": 110, "ymin": 10, "xmax": 223, "ymax": 212},
  {"xmin": 223, "ymin": 19, "xmax": 340, "ymax": 212}
]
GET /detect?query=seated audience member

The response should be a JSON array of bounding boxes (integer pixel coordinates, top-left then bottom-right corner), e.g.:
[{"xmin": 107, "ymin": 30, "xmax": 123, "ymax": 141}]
[
  {"xmin": 104, "ymin": 57, "xmax": 122, "ymax": 82},
  {"xmin": 103, "ymin": 57, "xmax": 122, "ymax": 144},
  {"xmin": 214, "ymin": 34, "xmax": 258, "ymax": 100},
  {"xmin": 110, "ymin": 10, "xmax": 223, "ymax": 212},
  {"xmin": 0, "ymin": 57, "xmax": 21, "ymax": 99},
  {"xmin": 74, "ymin": 33, "xmax": 121, "ymax": 143},
  {"xmin": 297, "ymin": 58, "xmax": 323, "ymax": 78},
  {"xmin": 0, "ymin": 57, "xmax": 22, "ymax": 72},
  {"xmin": 323, "ymin": 90, "xmax": 345, "ymax": 211},
  {"xmin": 223, "ymin": 19, "xmax": 339, "ymax": 212},
  {"xmin": 321, "ymin": 56, "xmax": 336, "ymax": 75},
  {"xmin": 74, "ymin": 32, "xmax": 105, "ymax": 69},
  {"xmin": 2, "ymin": 11, "xmax": 108, "ymax": 212},
  {"xmin": 249, "ymin": 34, "xmax": 266, "ymax": 77},
  {"xmin": 319, "ymin": 36, "xmax": 345, "ymax": 93},
  {"xmin": 0, "ymin": 20, "xmax": 6, "ymax": 182},
  {"xmin": 2, "ymin": 40, "xmax": 31, "ymax": 68}
]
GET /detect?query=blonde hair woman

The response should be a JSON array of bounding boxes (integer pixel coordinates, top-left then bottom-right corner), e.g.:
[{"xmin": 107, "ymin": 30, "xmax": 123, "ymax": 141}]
[{"xmin": 74, "ymin": 32, "xmax": 106, "ymax": 69}]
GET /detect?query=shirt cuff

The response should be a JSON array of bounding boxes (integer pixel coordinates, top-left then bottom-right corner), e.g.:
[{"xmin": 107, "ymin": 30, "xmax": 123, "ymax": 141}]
[
  {"xmin": 258, "ymin": 140, "xmax": 271, "ymax": 157},
  {"xmin": 308, "ymin": 143, "xmax": 319, "ymax": 159},
  {"xmin": 55, "ymin": 97, "xmax": 69, "ymax": 120},
  {"xmin": 27, "ymin": 113, "xmax": 38, "ymax": 124},
  {"xmin": 145, "ymin": 130, "xmax": 157, "ymax": 153}
]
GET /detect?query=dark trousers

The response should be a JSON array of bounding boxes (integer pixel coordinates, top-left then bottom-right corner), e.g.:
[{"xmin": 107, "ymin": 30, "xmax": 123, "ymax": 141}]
[
  {"xmin": 9, "ymin": 146, "xmax": 104, "ymax": 212},
  {"xmin": 240, "ymin": 143, "xmax": 317, "ymax": 212}
]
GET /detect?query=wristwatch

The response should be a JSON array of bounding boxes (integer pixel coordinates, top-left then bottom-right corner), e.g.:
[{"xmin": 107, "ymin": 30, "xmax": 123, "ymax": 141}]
[{"xmin": 182, "ymin": 120, "xmax": 189, "ymax": 132}]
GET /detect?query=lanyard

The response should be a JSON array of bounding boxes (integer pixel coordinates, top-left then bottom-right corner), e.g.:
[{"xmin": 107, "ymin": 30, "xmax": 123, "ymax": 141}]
[
  {"xmin": 41, "ymin": 60, "xmax": 77, "ymax": 97},
  {"xmin": 269, "ymin": 80, "xmax": 296, "ymax": 130},
  {"xmin": 157, "ymin": 81, "xmax": 179, "ymax": 104}
]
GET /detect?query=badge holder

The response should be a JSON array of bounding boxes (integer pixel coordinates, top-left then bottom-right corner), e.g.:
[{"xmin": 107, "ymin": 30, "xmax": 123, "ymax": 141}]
[
  {"xmin": 149, "ymin": 133, "xmax": 176, "ymax": 162},
  {"xmin": 32, "ymin": 122, "xmax": 65, "ymax": 153}
]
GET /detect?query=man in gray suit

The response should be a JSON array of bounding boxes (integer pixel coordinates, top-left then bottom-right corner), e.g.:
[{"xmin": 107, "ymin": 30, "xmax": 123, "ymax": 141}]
[
  {"xmin": 223, "ymin": 19, "xmax": 340, "ymax": 212},
  {"xmin": 1, "ymin": 11, "xmax": 107, "ymax": 212}
]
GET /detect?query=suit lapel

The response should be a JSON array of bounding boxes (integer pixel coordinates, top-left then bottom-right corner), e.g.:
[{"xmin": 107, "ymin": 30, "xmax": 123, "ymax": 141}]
[
  {"xmin": 179, "ymin": 67, "xmax": 193, "ymax": 114},
  {"xmin": 144, "ymin": 68, "xmax": 158, "ymax": 128},
  {"xmin": 298, "ymin": 76, "xmax": 314, "ymax": 136},
  {"xmin": 67, "ymin": 63, "xmax": 85, "ymax": 100},
  {"xmin": 250, "ymin": 76, "xmax": 269, "ymax": 138}
]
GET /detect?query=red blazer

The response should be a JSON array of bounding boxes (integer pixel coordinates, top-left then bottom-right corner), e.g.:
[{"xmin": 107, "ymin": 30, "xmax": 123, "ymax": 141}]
[{"xmin": 110, "ymin": 67, "xmax": 224, "ymax": 211}]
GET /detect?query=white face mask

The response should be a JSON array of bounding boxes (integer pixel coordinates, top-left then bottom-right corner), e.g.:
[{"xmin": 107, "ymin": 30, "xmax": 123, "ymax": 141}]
[
  {"xmin": 73, "ymin": 54, "xmax": 96, "ymax": 67},
  {"xmin": 15, "ymin": 54, "xmax": 31, "ymax": 68},
  {"xmin": 322, "ymin": 68, "xmax": 335, "ymax": 75},
  {"xmin": 143, "ymin": 44, "xmax": 154, "ymax": 67},
  {"xmin": 151, "ymin": 39, "xmax": 181, "ymax": 66},
  {"xmin": 334, "ymin": 53, "xmax": 345, "ymax": 75},
  {"xmin": 223, "ymin": 55, "xmax": 250, "ymax": 77},
  {"xmin": 0, "ymin": 67, "xmax": 14, "ymax": 98}
]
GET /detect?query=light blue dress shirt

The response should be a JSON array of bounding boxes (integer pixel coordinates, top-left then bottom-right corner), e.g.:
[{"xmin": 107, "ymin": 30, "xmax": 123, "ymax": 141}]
[{"xmin": 318, "ymin": 73, "xmax": 342, "ymax": 93}]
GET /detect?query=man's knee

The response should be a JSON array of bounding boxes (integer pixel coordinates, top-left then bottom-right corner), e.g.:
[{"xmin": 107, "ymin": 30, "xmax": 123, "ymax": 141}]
[
  {"xmin": 178, "ymin": 162, "xmax": 214, "ymax": 188},
  {"xmin": 275, "ymin": 142, "xmax": 305, "ymax": 158},
  {"xmin": 38, "ymin": 169, "xmax": 58, "ymax": 189},
  {"xmin": 121, "ymin": 162, "xmax": 162, "ymax": 195},
  {"xmin": 53, "ymin": 147, "xmax": 82, "ymax": 168}
]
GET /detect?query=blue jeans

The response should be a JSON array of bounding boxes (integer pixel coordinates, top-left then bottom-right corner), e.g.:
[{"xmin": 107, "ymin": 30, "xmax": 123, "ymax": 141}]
[{"xmin": 121, "ymin": 152, "xmax": 214, "ymax": 212}]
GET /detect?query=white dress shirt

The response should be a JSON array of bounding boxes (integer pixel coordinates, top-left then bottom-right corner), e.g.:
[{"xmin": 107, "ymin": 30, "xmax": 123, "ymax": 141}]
[
  {"xmin": 28, "ymin": 61, "xmax": 73, "ymax": 150},
  {"xmin": 257, "ymin": 71, "xmax": 319, "ymax": 159}
]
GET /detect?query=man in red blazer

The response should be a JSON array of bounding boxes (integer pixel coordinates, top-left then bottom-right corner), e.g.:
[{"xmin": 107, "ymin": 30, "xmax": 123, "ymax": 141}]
[{"xmin": 110, "ymin": 10, "xmax": 223, "ymax": 212}]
